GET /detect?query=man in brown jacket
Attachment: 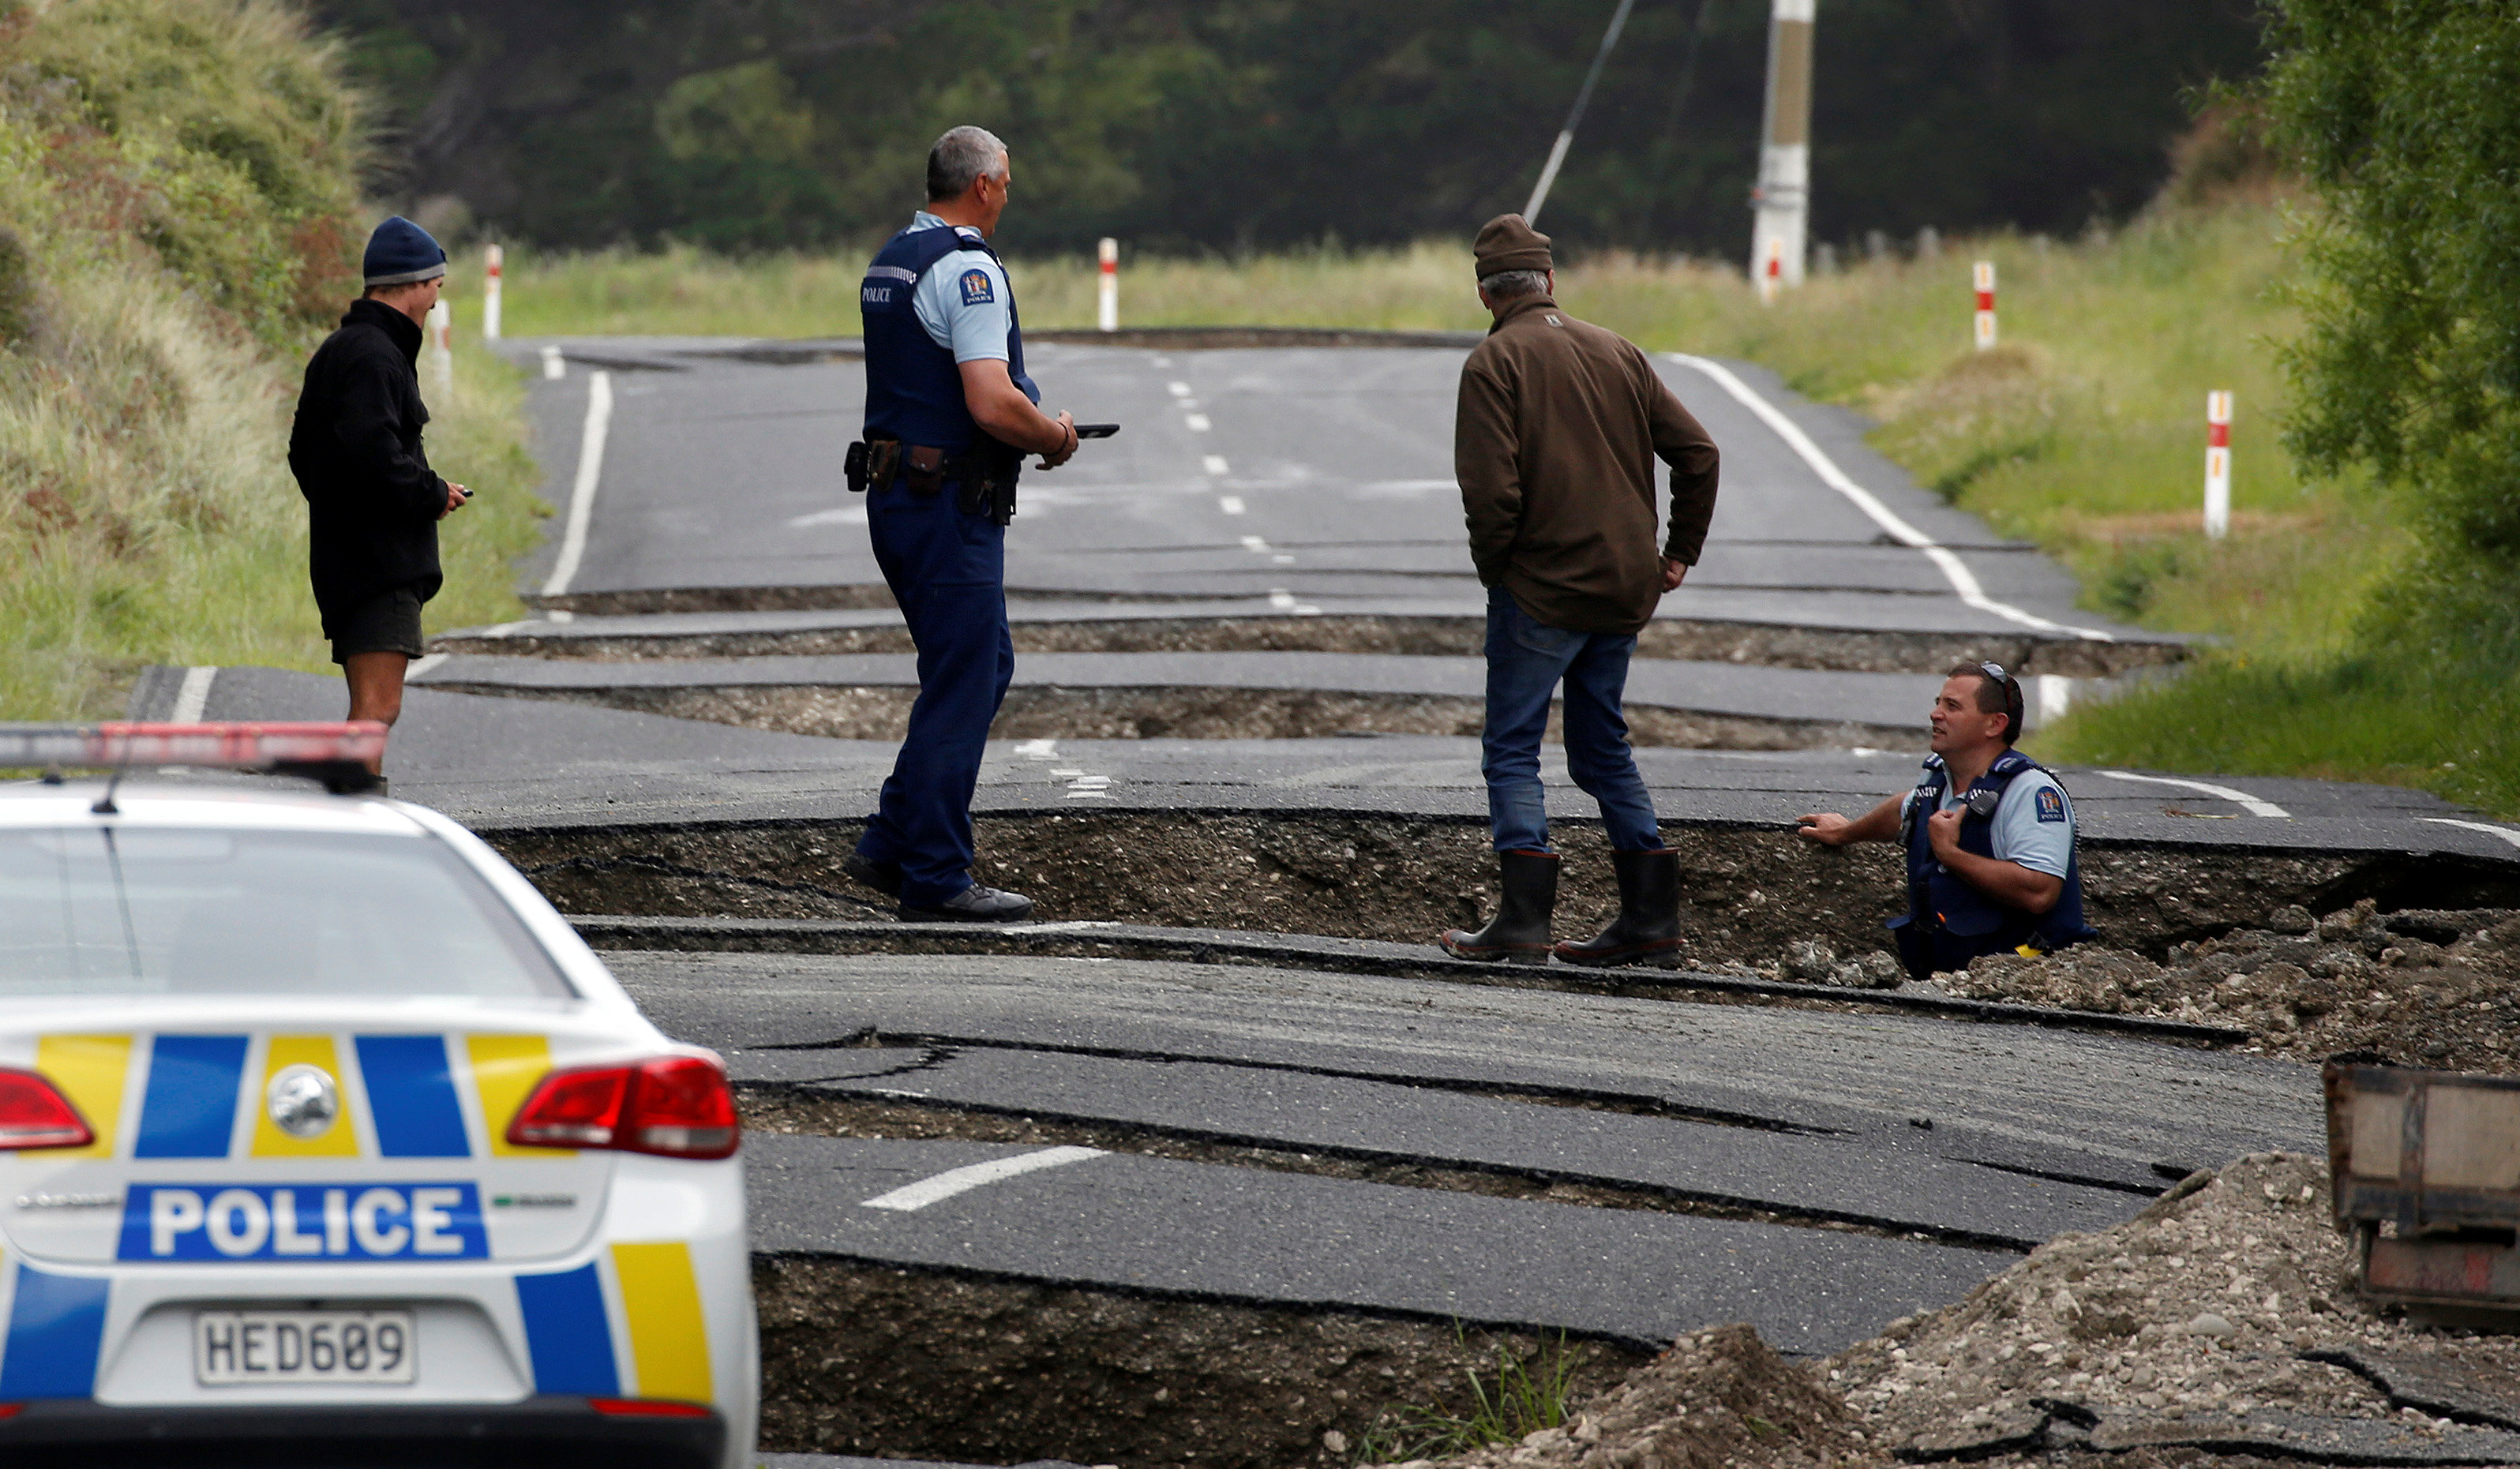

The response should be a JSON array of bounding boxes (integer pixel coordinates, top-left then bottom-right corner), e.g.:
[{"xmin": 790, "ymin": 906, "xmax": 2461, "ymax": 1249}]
[{"xmin": 1439, "ymin": 214, "xmax": 1720, "ymax": 969}]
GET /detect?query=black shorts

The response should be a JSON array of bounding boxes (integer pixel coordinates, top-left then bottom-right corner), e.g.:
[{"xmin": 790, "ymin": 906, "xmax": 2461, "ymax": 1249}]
[{"xmin": 328, "ymin": 585, "xmax": 426, "ymax": 663}]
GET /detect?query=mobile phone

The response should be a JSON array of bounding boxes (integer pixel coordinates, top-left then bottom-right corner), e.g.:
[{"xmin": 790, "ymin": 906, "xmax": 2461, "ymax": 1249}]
[{"xmin": 1074, "ymin": 424, "xmax": 1120, "ymax": 439}]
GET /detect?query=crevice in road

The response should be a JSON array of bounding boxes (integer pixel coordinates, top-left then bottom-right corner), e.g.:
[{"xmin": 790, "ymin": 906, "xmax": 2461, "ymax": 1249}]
[
  {"xmin": 489, "ymin": 809, "xmax": 2520, "ymax": 969},
  {"xmin": 752, "ymin": 1255, "xmax": 1648, "ymax": 1469},
  {"xmin": 435, "ymin": 612, "xmax": 2186, "ymax": 677},
  {"xmin": 424, "ymin": 678, "xmax": 1918, "ymax": 751},
  {"xmin": 738, "ymin": 1089, "xmax": 2039, "ymax": 1252}
]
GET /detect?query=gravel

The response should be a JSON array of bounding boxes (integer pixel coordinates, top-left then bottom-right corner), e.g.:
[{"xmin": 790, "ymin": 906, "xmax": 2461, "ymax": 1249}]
[
  {"xmin": 1926, "ymin": 901, "xmax": 2520, "ymax": 1069},
  {"xmin": 1399, "ymin": 1153, "xmax": 2520, "ymax": 1469}
]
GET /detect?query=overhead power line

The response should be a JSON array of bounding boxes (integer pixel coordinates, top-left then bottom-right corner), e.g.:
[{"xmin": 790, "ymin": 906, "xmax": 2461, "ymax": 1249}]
[{"xmin": 1522, "ymin": 0, "xmax": 1641, "ymax": 227}]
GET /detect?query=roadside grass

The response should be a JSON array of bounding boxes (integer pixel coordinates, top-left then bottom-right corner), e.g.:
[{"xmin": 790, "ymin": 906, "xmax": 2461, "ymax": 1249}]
[
  {"xmin": 1357, "ymin": 1330, "xmax": 1584, "ymax": 1463},
  {"xmin": 480, "ymin": 197, "xmax": 2513, "ymax": 815},
  {"xmin": 0, "ymin": 0, "xmax": 543, "ymax": 723},
  {"xmin": 0, "ymin": 283, "xmax": 545, "ymax": 721}
]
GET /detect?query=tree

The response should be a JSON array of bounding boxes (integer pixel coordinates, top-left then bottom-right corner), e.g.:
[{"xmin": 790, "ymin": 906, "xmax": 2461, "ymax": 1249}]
[{"xmin": 2261, "ymin": 0, "xmax": 2520, "ymax": 651}]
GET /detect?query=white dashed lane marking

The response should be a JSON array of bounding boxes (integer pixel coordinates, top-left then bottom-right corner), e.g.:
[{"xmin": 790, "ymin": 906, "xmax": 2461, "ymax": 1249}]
[
  {"xmin": 1184, "ymin": 413, "xmax": 1213, "ymax": 432},
  {"xmin": 2095, "ymin": 770, "xmax": 2292, "ymax": 819},
  {"xmin": 1167, "ymin": 381, "xmax": 1191, "ymax": 397},
  {"xmin": 1202, "ymin": 455, "xmax": 1231, "ymax": 476},
  {"xmin": 859, "ymin": 1147, "xmax": 1106, "ymax": 1212},
  {"xmin": 1217, "ymin": 496, "xmax": 1247, "ymax": 515}
]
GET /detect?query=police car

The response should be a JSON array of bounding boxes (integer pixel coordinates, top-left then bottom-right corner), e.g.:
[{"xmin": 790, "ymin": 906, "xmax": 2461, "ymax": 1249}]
[{"xmin": 0, "ymin": 723, "xmax": 756, "ymax": 1466}]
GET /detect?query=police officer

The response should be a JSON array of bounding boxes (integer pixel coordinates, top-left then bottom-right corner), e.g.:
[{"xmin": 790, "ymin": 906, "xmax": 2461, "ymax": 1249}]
[
  {"xmin": 841, "ymin": 126, "xmax": 1077, "ymax": 922},
  {"xmin": 1795, "ymin": 662, "xmax": 2098, "ymax": 980}
]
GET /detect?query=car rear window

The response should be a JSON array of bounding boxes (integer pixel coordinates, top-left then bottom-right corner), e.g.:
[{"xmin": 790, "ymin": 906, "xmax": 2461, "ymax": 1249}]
[{"xmin": 0, "ymin": 827, "xmax": 573, "ymax": 998}]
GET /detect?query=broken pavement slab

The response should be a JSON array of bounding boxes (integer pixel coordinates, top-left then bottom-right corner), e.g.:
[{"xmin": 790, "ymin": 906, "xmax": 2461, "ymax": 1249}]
[
  {"xmin": 568, "ymin": 912, "xmax": 2255, "ymax": 1045},
  {"xmin": 743, "ymin": 1132, "xmax": 2015, "ymax": 1357},
  {"xmin": 2309, "ymin": 1346, "xmax": 2520, "ymax": 1433},
  {"xmin": 1896, "ymin": 1400, "xmax": 2520, "ymax": 1465},
  {"xmin": 2087, "ymin": 1403, "xmax": 2520, "ymax": 1463}
]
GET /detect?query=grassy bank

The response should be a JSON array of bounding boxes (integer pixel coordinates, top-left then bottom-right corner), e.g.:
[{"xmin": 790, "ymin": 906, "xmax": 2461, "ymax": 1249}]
[
  {"xmin": 479, "ymin": 196, "xmax": 2508, "ymax": 816},
  {"xmin": 0, "ymin": 0, "xmax": 542, "ymax": 722}
]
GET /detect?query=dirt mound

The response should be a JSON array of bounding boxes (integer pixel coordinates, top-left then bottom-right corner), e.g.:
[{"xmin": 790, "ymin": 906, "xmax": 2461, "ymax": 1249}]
[
  {"xmin": 1390, "ymin": 1323, "xmax": 1864, "ymax": 1469},
  {"xmin": 1936, "ymin": 902, "xmax": 2520, "ymax": 1069}
]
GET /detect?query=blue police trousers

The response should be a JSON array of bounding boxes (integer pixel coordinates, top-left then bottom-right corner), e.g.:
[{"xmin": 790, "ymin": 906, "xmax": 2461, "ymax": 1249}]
[
  {"xmin": 1481, "ymin": 586, "xmax": 1663, "ymax": 853},
  {"xmin": 854, "ymin": 477, "xmax": 1014, "ymax": 907}
]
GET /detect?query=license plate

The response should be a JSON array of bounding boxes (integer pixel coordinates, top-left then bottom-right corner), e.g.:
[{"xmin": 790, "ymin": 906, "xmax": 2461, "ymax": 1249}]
[{"xmin": 193, "ymin": 1310, "xmax": 414, "ymax": 1385}]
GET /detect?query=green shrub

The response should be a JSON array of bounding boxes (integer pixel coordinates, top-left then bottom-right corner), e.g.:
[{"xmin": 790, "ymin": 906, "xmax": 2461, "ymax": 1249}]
[{"xmin": 0, "ymin": 1, "xmax": 539, "ymax": 721}]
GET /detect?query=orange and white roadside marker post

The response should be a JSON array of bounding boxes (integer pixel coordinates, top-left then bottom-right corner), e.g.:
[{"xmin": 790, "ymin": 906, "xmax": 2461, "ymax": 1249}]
[
  {"xmin": 1757, "ymin": 235, "xmax": 1785, "ymax": 305},
  {"xmin": 482, "ymin": 243, "xmax": 504, "ymax": 341},
  {"xmin": 1097, "ymin": 237, "xmax": 1119, "ymax": 333},
  {"xmin": 1973, "ymin": 260, "xmax": 1997, "ymax": 350},
  {"xmin": 2204, "ymin": 390, "xmax": 2233, "ymax": 540}
]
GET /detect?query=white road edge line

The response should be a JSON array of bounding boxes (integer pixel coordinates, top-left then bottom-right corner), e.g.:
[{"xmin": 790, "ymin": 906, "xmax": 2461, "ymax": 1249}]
[
  {"xmin": 541, "ymin": 370, "xmax": 614, "ymax": 598},
  {"xmin": 1663, "ymin": 354, "xmax": 2116, "ymax": 643},
  {"xmin": 2095, "ymin": 769, "xmax": 2292, "ymax": 819},
  {"xmin": 407, "ymin": 653, "xmax": 448, "ymax": 680},
  {"xmin": 168, "ymin": 665, "xmax": 216, "ymax": 725},
  {"xmin": 860, "ymin": 1145, "xmax": 1106, "ymax": 1212},
  {"xmin": 2422, "ymin": 818, "xmax": 2520, "ymax": 850}
]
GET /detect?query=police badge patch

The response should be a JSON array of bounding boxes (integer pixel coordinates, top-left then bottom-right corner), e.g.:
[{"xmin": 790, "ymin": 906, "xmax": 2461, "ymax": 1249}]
[
  {"xmin": 2034, "ymin": 786, "xmax": 2068, "ymax": 823},
  {"xmin": 959, "ymin": 268, "xmax": 996, "ymax": 305}
]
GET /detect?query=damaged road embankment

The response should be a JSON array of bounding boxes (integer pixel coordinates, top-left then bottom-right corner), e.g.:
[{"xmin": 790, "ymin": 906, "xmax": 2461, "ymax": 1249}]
[
  {"xmin": 1417, "ymin": 1155, "xmax": 2520, "ymax": 1469},
  {"xmin": 481, "ymin": 809, "xmax": 2520, "ymax": 974},
  {"xmin": 1933, "ymin": 901, "xmax": 2520, "ymax": 1071},
  {"xmin": 752, "ymin": 1260, "xmax": 1644, "ymax": 1469}
]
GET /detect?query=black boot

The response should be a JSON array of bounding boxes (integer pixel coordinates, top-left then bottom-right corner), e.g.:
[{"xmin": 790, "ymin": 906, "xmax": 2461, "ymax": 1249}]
[
  {"xmin": 1439, "ymin": 850, "xmax": 1558, "ymax": 962},
  {"xmin": 1554, "ymin": 849, "xmax": 1683, "ymax": 968}
]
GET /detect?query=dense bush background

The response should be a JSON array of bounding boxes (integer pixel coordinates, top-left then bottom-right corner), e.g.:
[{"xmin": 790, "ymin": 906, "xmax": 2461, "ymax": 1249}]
[{"xmin": 316, "ymin": 0, "xmax": 2261, "ymax": 257}]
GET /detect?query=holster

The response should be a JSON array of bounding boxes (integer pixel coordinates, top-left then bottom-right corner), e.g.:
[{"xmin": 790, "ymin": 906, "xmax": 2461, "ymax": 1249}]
[
  {"xmin": 844, "ymin": 440, "xmax": 871, "ymax": 494},
  {"xmin": 957, "ymin": 435, "xmax": 1025, "ymax": 527}
]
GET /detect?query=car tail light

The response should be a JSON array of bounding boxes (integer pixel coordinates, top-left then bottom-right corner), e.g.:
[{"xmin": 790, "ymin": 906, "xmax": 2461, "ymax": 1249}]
[
  {"xmin": 0, "ymin": 1070, "xmax": 93, "ymax": 1150},
  {"xmin": 508, "ymin": 1055, "xmax": 737, "ymax": 1160},
  {"xmin": 588, "ymin": 1396, "xmax": 712, "ymax": 1418}
]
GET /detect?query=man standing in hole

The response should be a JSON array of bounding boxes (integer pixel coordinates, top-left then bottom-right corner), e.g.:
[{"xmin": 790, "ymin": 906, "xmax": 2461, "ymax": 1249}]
[{"xmin": 1797, "ymin": 662, "xmax": 2098, "ymax": 980}]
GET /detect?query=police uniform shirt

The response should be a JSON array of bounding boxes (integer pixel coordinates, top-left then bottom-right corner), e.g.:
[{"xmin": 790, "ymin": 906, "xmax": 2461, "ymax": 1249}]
[
  {"xmin": 906, "ymin": 211, "xmax": 1013, "ymax": 365},
  {"xmin": 1899, "ymin": 766, "xmax": 2075, "ymax": 879}
]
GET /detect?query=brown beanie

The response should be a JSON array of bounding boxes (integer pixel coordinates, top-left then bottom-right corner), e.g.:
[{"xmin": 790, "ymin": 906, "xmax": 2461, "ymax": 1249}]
[{"xmin": 1474, "ymin": 214, "xmax": 1554, "ymax": 279}]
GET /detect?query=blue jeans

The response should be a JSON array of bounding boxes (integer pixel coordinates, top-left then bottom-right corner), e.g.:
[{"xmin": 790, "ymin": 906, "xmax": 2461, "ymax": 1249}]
[{"xmin": 1481, "ymin": 586, "xmax": 1662, "ymax": 854}]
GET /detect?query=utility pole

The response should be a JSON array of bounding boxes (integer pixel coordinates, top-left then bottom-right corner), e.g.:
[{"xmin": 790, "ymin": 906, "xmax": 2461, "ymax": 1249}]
[{"xmin": 1749, "ymin": 0, "xmax": 1816, "ymax": 299}]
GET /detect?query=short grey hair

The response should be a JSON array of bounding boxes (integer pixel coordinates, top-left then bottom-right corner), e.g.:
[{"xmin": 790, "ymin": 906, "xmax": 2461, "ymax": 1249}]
[
  {"xmin": 927, "ymin": 126, "xmax": 1009, "ymax": 201},
  {"xmin": 1479, "ymin": 268, "xmax": 1550, "ymax": 301}
]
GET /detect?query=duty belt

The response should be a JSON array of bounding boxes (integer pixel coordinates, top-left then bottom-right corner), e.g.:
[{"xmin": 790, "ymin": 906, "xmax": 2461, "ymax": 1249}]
[{"xmin": 845, "ymin": 435, "xmax": 1022, "ymax": 526}]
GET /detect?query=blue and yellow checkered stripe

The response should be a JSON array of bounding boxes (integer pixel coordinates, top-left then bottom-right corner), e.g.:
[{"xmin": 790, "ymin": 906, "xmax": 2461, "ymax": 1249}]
[
  {"xmin": 514, "ymin": 1241, "xmax": 714, "ymax": 1402},
  {"xmin": 0, "ymin": 1244, "xmax": 716, "ymax": 1402},
  {"xmin": 18, "ymin": 1032, "xmax": 570, "ymax": 1162}
]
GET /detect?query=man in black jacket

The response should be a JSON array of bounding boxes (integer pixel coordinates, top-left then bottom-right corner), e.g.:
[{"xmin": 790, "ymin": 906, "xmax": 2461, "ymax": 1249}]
[{"xmin": 289, "ymin": 215, "xmax": 470, "ymax": 775}]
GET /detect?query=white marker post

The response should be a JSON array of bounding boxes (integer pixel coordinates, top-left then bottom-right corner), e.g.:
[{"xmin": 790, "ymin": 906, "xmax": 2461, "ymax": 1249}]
[
  {"xmin": 1973, "ymin": 260, "xmax": 1997, "ymax": 350},
  {"xmin": 2204, "ymin": 390, "xmax": 2233, "ymax": 540},
  {"xmin": 1757, "ymin": 235, "xmax": 1786, "ymax": 305},
  {"xmin": 425, "ymin": 298, "xmax": 453, "ymax": 399},
  {"xmin": 482, "ymin": 243, "xmax": 503, "ymax": 341},
  {"xmin": 1097, "ymin": 237, "xmax": 1119, "ymax": 333},
  {"xmin": 1748, "ymin": 0, "xmax": 1817, "ymax": 295}
]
